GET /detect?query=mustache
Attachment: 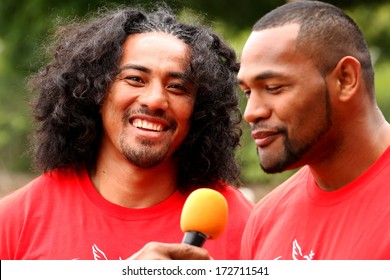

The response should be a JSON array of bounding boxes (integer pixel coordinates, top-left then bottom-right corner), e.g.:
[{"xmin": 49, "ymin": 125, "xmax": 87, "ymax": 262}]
[{"xmin": 249, "ymin": 123, "xmax": 287, "ymax": 134}]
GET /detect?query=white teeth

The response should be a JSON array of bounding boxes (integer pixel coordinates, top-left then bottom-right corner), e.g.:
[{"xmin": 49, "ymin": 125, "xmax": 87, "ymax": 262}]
[{"xmin": 132, "ymin": 119, "xmax": 164, "ymax": 132}]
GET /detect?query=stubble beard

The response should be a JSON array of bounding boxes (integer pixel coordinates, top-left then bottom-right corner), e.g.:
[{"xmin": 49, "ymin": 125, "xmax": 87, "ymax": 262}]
[
  {"xmin": 120, "ymin": 136, "xmax": 171, "ymax": 169},
  {"xmin": 120, "ymin": 107, "xmax": 176, "ymax": 169},
  {"xmin": 260, "ymin": 88, "xmax": 332, "ymax": 174}
]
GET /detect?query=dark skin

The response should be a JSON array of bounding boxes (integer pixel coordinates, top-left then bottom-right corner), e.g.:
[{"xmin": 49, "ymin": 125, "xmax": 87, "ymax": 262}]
[{"xmin": 238, "ymin": 24, "xmax": 390, "ymax": 192}]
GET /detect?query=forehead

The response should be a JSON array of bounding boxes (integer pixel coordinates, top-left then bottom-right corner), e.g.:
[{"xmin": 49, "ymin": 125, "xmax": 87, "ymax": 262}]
[
  {"xmin": 238, "ymin": 24, "xmax": 309, "ymax": 80},
  {"xmin": 120, "ymin": 32, "xmax": 190, "ymax": 69}
]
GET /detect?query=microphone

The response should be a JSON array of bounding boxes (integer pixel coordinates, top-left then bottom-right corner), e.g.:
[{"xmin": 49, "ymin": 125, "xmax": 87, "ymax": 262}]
[{"xmin": 180, "ymin": 188, "xmax": 228, "ymax": 247}]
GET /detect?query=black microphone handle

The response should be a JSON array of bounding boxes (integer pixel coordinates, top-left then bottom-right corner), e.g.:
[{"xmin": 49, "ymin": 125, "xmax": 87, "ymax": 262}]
[{"xmin": 182, "ymin": 231, "xmax": 208, "ymax": 247}]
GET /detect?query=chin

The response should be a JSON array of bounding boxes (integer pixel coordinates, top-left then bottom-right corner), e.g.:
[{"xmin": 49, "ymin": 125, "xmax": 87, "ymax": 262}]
[{"xmin": 260, "ymin": 158, "xmax": 292, "ymax": 174}]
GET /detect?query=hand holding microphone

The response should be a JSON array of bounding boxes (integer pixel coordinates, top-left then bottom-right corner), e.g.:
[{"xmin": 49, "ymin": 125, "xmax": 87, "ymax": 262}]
[
  {"xmin": 180, "ymin": 188, "xmax": 228, "ymax": 247},
  {"xmin": 129, "ymin": 188, "xmax": 227, "ymax": 260}
]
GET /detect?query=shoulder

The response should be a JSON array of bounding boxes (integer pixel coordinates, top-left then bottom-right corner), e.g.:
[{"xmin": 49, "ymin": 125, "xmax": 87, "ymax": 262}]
[
  {"xmin": 0, "ymin": 173, "xmax": 52, "ymax": 249},
  {"xmin": 219, "ymin": 184, "xmax": 253, "ymax": 210},
  {"xmin": 0, "ymin": 174, "xmax": 52, "ymax": 209},
  {"xmin": 251, "ymin": 167, "xmax": 310, "ymax": 217},
  {"xmin": 241, "ymin": 167, "xmax": 310, "ymax": 259},
  {"xmin": 0, "ymin": 168, "xmax": 83, "ymax": 213},
  {"xmin": 216, "ymin": 185, "xmax": 254, "ymax": 223}
]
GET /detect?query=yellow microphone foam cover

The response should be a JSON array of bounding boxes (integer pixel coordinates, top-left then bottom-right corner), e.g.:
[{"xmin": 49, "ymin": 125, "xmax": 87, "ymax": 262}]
[{"xmin": 180, "ymin": 188, "xmax": 228, "ymax": 239}]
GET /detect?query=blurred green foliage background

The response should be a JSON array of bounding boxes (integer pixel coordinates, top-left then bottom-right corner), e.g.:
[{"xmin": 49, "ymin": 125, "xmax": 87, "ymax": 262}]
[{"xmin": 1, "ymin": 0, "xmax": 390, "ymax": 191}]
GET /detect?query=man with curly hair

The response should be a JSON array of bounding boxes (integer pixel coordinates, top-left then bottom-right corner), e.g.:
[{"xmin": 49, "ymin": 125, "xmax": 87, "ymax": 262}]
[{"xmin": 0, "ymin": 6, "xmax": 252, "ymax": 260}]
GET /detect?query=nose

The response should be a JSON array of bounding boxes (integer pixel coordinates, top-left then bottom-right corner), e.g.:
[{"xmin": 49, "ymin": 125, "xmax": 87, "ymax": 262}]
[
  {"xmin": 138, "ymin": 83, "xmax": 169, "ymax": 111},
  {"xmin": 243, "ymin": 94, "xmax": 271, "ymax": 123}
]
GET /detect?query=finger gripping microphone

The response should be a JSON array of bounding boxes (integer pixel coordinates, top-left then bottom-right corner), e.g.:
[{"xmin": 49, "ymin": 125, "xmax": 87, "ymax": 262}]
[{"xmin": 180, "ymin": 188, "xmax": 228, "ymax": 247}]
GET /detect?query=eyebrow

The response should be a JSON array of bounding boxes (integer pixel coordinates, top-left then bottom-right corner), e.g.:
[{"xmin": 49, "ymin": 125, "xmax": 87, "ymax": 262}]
[
  {"xmin": 238, "ymin": 70, "xmax": 282, "ymax": 85},
  {"xmin": 120, "ymin": 64, "xmax": 150, "ymax": 74},
  {"xmin": 120, "ymin": 63, "xmax": 188, "ymax": 80}
]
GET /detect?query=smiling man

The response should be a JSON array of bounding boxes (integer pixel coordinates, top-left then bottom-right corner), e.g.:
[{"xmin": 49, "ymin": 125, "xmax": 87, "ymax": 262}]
[
  {"xmin": 0, "ymin": 6, "xmax": 252, "ymax": 260},
  {"xmin": 94, "ymin": 32, "xmax": 196, "ymax": 208}
]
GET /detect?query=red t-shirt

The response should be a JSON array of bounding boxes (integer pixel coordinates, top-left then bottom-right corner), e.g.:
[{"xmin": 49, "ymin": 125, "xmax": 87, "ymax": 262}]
[
  {"xmin": 241, "ymin": 146, "xmax": 390, "ymax": 260},
  {"xmin": 0, "ymin": 168, "xmax": 252, "ymax": 260}
]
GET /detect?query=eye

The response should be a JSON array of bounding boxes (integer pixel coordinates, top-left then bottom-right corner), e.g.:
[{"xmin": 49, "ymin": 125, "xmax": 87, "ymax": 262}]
[
  {"xmin": 167, "ymin": 83, "xmax": 191, "ymax": 96},
  {"xmin": 122, "ymin": 76, "xmax": 145, "ymax": 86},
  {"xmin": 243, "ymin": 90, "xmax": 251, "ymax": 99},
  {"xmin": 266, "ymin": 85, "xmax": 282, "ymax": 93},
  {"xmin": 238, "ymin": 86, "xmax": 251, "ymax": 99}
]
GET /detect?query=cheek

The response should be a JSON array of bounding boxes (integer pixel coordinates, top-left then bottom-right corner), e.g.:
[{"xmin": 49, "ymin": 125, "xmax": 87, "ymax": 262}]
[
  {"xmin": 176, "ymin": 97, "xmax": 195, "ymax": 119},
  {"xmin": 100, "ymin": 96, "xmax": 127, "ymax": 135},
  {"xmin": 101, "ymin": 89, "xmax": 131, "ymax": 119},
  {"xmin": 101, "ymin": 101, "xmax": 117, "ymax": 125},
  {"xmin": 288, "ymin": 98, "xmax": 328, "ymax": 141},
  {"xmin": 173, "ymin": 99, "xmax": 195, "ymax": 134}
]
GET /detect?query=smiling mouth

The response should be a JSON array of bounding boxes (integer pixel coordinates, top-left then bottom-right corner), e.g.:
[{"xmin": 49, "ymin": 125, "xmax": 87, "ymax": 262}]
[{"xmin": 131, "ymin": 119, "xmax": 167, "ymax": 132}]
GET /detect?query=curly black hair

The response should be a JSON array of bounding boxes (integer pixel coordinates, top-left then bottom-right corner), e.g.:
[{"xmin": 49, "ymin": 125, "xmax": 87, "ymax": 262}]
[{"xmin": 28, "ymin": 5, "xmax": 242, "ymax": 192}]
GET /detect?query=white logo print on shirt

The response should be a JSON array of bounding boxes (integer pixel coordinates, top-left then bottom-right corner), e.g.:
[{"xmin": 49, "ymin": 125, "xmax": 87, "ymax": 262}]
[
  {"xmin": 292, "ymin": 239, "xmax": 315, "ymax": 260},
  {"xmin": 274, "ymin": 239, "xmax": 315, "ymax": 260},
  {"xmin": 92, "ymin": 244, "xmax": 123, "ymax": 260}
]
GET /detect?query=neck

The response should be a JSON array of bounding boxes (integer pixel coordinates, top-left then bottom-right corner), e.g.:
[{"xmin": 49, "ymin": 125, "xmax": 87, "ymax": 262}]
[
  {"xmin": 310, "ymin": 113, "xmax": 390, "ymax": 192},
  {"xmin": 89, "ymin": 154, "xmax": 178, "ymax": 208}
]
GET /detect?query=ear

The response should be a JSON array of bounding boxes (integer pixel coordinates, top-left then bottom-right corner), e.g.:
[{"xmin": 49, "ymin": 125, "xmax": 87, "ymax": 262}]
[{"xmin": 328, "ymin": 56, "xmax": 361, "ymax": 102}]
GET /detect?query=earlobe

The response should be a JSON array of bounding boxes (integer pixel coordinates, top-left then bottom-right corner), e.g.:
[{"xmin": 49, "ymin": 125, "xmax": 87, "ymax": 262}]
[{"xmin": 331, "ymin": 56, "xmax": 361, "ymax": 102}]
